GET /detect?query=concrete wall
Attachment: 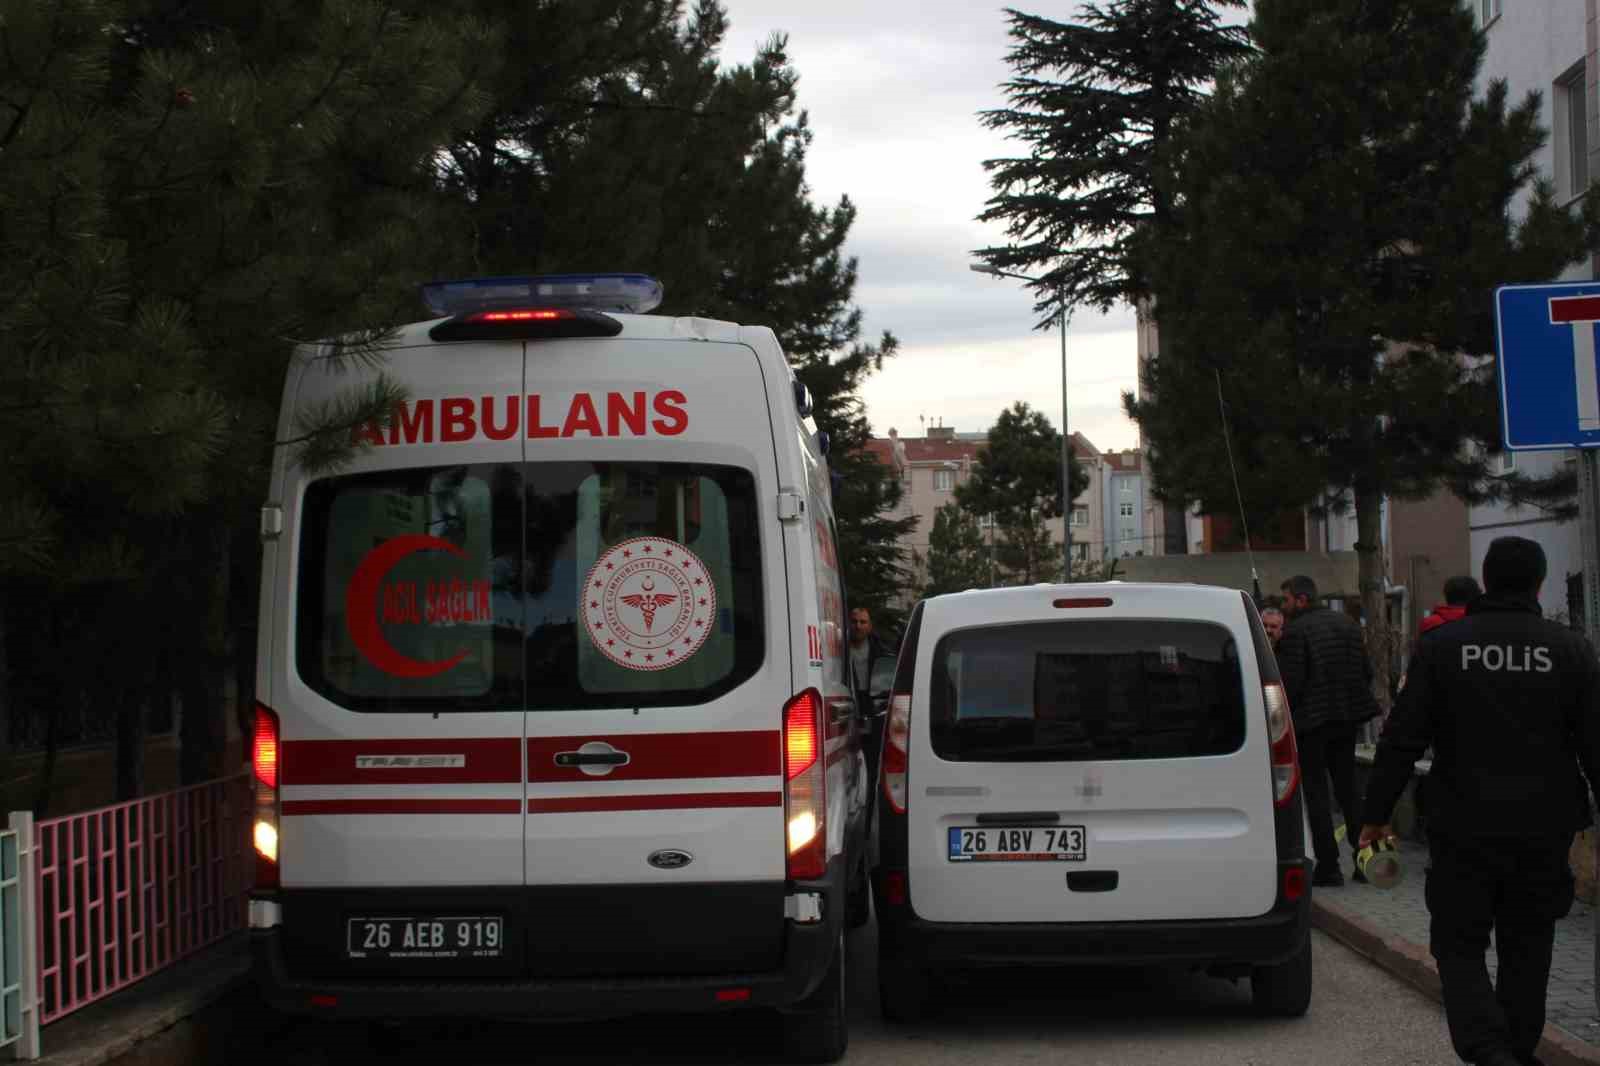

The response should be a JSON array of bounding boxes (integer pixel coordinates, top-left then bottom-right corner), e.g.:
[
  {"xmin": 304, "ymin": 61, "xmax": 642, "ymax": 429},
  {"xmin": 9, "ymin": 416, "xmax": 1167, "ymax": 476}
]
[{"xmin": 1390, "ymin": 490, "xmax": 1473, "ymax": 636}]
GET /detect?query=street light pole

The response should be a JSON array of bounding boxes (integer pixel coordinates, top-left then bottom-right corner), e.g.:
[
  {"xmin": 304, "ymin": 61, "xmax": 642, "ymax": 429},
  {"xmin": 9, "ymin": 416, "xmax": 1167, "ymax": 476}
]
[
  {"xmin": 1057, "ymin": 293, "xmax": 1071, "ymax": 581},
  {"xmin": 970, "ymin": 263, "xmax": 1073, "ymax": 582}
]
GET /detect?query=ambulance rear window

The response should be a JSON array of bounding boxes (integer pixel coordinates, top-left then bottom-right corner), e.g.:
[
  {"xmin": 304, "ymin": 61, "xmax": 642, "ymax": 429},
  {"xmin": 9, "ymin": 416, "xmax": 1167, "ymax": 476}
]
[{"xmin": 297, "ymin": 461, "xmax": 763, "ymax": 712}]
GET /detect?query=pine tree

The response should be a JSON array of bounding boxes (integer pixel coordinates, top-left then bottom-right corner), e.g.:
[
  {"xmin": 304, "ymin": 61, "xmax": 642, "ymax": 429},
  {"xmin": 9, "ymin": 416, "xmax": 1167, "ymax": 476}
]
[
  {"xmin": 922, "ymin": 503, "xmax": 992, "ymax": 597},
  {"xmin": 795, "ymin": 337, "xmax": 917, "ymax": 636},
  {"xmin": 431, "ymin": 0, "xmax": 912, "ymax": 622},
  {"xmin": 1130, "ymin": 0, "xmax": 1600, "ymax": 702},
  {"xmin": 955, "ymin": 403, "xmax": 1083, "ymax": 585},
  {"xmin": 1, "ymin": 0, "xmax": 495, "ymax": 799},
  {"xmin": 975, "ymin": 0, "xmax": 1249, "ymax": 322}
]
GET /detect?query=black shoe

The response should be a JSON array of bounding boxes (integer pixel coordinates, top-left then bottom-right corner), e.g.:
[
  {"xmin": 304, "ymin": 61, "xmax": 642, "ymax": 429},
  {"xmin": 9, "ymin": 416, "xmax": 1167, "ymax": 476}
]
[
  {"xmin": 1312, "ymin": 865, "xmax": 1344, "ymax": 887},
  {"xmin": 1351, "ymin": 865, "xmax": 1368, "ymax": 885}
]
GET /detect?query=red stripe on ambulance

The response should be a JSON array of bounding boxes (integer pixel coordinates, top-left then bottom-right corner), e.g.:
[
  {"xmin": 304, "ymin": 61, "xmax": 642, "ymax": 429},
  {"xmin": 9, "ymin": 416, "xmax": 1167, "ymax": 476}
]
[
  {"xmin": 527, "ymin": 792, "xmax": 782, "ymax": 814},
  {"xmin": 283, "ymin": 798, "xmax": 521, "ymax": 816},
  {"xmin": 527, "ymin": 731, "xmax": 780, "ymax": 782},
  {"xmin": 282, "ymin": 738, "xmax": 522, "ymax": 785}
]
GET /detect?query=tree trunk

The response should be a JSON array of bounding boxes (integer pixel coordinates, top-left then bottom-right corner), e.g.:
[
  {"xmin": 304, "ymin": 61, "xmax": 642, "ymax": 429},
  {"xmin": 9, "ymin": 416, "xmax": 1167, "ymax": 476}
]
[
  {"xmin": 1353, "ymin": 489, "xmax": 1393, "ymax": 715},
  {"xmin": 31, "ymin": 703, "xmax": 59, "ymax": 818},
  {"xmin": 179, "ymin": 524, "xmax": 230, "ymax": 785},
  {"xmin": 115, "ymin": 692, "xmax": 145, "ymax": 801},
  {"xmin": 0, "ymin": 595, "xmax": 11, "ymax": 768}
]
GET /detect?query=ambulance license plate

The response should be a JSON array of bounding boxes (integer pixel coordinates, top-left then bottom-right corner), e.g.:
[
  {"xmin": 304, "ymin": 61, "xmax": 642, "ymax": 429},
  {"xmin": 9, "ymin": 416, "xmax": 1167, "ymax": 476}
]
[
  {"xmin": 947, "ymin": 825, "xmax": 1086, "ymax": 862},
  {"xmin": 345, "ymin": 916, "xmax": 504, "ymax": 960}
]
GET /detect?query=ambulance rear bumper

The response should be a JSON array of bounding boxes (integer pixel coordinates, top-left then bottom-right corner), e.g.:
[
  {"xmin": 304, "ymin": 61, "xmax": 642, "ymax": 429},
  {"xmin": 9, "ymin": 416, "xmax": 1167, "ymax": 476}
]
[{"xmin": 250, "ymin": 866, "xmax": 843, "ymax": 1021}]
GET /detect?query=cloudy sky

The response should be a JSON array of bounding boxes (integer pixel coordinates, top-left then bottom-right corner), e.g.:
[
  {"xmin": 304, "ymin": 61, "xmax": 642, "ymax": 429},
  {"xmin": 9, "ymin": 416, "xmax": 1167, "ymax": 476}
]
[{"xmin": 719, "ymin": 0, "xmax": 1144, "ymax": 452}]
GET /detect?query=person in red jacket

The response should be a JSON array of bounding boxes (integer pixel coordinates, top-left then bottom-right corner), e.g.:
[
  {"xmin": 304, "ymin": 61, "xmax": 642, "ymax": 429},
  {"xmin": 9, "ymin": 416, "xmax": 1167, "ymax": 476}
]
[{"xmin": 1419, "ymin": 575, "xmax": 1482, "ymax": 637}]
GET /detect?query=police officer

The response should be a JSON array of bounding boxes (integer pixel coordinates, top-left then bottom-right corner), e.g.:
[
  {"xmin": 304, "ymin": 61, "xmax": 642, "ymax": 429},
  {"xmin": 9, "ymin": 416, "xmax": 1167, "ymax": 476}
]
[{"xmin": 1360, "ymin": 536, "xmax": 1599, "ymax": 1066}]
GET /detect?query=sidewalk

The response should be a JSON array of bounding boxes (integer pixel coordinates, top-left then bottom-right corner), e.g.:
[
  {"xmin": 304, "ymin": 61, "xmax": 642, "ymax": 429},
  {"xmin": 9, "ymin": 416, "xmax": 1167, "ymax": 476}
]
[{"xmin": 1312, "ymin": 838, "xmax": 1600, "ymax": 1066}]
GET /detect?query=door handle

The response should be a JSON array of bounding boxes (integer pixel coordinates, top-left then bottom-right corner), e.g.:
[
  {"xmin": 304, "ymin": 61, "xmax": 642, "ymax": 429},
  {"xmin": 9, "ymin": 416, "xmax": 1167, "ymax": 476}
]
[
  {"xmin": 555, "ymin": 751, "xmax": 629, "ymax": 767},
  {"xmin": 975, "ymin": 812, "xmax": 1060, "ymax": 826}
]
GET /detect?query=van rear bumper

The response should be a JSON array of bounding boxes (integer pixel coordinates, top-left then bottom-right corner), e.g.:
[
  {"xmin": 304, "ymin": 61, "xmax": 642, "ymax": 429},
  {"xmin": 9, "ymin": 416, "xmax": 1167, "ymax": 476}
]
[
  {"xmin": 250, "ymin": 869, "xmax": 843, "ymax": 1021},
  {"xmin": 876, "ymin": 862, "xmax": 1312, "ymax": 970}
]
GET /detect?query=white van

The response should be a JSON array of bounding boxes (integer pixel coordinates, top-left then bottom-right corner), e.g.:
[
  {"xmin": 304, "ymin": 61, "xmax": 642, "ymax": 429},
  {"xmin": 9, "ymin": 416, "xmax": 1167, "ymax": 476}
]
[
  {"xmin": 873, "ymin": 583, "xmax": 1312, "ymax": 1021},
  {"xmin": 248, "ymin": 274, "xmax": 867, "ymax": 1062}
]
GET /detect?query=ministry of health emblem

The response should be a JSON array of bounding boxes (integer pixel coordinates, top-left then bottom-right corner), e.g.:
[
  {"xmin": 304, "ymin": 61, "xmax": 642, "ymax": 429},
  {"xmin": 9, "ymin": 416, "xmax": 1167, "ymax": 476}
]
[{"xmin": 581, "ymin": 536, "xmax": 716, "ymax": 672}]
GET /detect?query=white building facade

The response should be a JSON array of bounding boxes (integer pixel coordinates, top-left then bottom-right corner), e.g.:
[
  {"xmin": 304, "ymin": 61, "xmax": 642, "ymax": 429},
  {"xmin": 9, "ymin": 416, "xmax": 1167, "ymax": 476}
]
[{"xmin": 1465, "ymin": 0, "xmax": 1594, "ymax": 622}]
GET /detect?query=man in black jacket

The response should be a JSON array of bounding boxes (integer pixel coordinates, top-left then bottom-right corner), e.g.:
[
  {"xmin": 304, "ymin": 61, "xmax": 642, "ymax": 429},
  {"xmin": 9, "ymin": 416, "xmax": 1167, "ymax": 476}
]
[
  {"xmin": 1361, "ymin": 537, "xmax": 1599, "ymax": 1066},
  {"xmin": 1277, "ymin": 574, "xmax": 1381, "ymax": 886}
]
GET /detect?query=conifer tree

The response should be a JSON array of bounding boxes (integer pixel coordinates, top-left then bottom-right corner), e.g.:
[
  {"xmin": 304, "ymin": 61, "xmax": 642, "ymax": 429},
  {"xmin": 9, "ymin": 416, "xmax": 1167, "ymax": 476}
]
[
  {"xmin": 922, "ymin": 503, "xmax": 993, "ymax": 598},
  {"xmin": 975, "ymin": 0, "xmax": 1249, "ymax": 321},
  {"xmin": 955, "ymin": 403, "xmax": 1083, "ymax": 585},
  {"xmin": 1, "ymin": 0, "xmax": 495, "ymax": 798},
  {"xmin": 1130, "ymin": 0, "xmax": 1600, "ymax": 700}
]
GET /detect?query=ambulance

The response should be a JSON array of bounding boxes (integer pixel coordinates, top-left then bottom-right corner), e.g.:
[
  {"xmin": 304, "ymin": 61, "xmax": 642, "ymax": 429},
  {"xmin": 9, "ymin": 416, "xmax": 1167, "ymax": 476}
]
[{"xmin": 248, "ymin": 273, "xmax": 867, "ymax": 1062}]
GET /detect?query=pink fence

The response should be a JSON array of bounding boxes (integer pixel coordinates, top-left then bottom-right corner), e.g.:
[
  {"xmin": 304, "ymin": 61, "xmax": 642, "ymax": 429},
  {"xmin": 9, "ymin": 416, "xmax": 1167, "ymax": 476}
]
[{"xmin": 33, "ymin": 773, "xmax": 251, "ymax": 1025}]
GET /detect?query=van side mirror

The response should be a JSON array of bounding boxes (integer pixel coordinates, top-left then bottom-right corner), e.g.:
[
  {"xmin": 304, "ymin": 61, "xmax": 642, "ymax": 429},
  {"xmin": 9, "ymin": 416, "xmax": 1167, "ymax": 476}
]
[
  {"xmin": 817, "ymin": 430, "xmax": 831, "ymax": 456},
  {"xmin": 793, "ymin": 380, "xmax": 813, "ymax": 417}
]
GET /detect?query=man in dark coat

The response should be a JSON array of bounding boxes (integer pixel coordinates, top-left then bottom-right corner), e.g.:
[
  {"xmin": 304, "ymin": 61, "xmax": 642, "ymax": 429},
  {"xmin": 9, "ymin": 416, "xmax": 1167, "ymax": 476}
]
[
  {"xmin": 1277, "ymin": 574, "xmax": 1381, "ymax": 886},
  {"xmin": 1361, "ymin": 537, "xmax": 1598, "ymax": 1066}
]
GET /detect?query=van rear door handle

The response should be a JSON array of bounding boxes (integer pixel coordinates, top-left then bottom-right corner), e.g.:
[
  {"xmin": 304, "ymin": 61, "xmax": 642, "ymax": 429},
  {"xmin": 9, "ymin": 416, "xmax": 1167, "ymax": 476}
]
[
  {"xmin": 976, "ymin": 812, "xmax": 1060, "ymax": 825},
  {"xmin": 555, "ymin": 751, "xmax": 629, "ymax": 767}
]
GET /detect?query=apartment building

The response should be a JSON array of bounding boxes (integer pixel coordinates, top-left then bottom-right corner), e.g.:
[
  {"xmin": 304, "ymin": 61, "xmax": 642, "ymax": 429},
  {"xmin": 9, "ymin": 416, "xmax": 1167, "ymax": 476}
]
[{"xmin": 864, "ymin": 425, "xmax": 1121, "ymax": 591}]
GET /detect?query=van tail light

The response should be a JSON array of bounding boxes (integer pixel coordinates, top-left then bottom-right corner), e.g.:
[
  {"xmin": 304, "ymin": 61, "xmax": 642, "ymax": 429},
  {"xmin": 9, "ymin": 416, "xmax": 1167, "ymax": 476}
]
[
  {"xmin": 1264, "ymin": 681, "xmax": 1300, "ymax": 807},
  {"xmin": 253, "ymin": 703, "xmax": 281, "ymax": 889},
  {"xmin": 783, "ymin": 689, "xmax": 827, "ymax": 880},
  {"xmin": 881, "ymin": 693, "xmax": 910, "ymax": 815}
]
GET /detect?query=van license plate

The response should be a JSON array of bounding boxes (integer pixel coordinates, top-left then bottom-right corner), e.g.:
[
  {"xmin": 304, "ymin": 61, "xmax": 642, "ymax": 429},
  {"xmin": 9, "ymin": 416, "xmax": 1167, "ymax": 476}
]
[
  {"xmin": 947, "ymin": 826, "xmax": 1086, "ymax": 862},
  {"xmin": 345, "ymin": 916, "xmax": 504, "ymax": 960}
]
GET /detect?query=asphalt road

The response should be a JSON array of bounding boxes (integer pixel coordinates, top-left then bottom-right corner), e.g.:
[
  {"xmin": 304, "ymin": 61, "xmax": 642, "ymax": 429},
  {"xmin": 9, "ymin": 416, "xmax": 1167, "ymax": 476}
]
[{"xmin": 158, "ymin": 925, "xmax": 1463, "ymax": 1066}]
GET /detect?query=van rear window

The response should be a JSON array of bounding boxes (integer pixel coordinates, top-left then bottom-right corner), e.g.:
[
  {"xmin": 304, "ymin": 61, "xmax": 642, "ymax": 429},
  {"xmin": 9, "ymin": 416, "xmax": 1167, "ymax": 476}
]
[
  {"xmin": 929, "ymin": 620, "xmax": 1245, "ymax": 762},
  {"xmin": 297, "ymin": 461, "xmax": 763, "ymax": 712}
]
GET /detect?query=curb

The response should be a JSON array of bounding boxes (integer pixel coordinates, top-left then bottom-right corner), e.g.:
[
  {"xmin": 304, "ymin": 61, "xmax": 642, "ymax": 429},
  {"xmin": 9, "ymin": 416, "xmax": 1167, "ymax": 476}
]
[
  {"xmin": 34, "ymin": 939, "xmax": 250, "ymax": 1066},
  {"xmin": 1312, "ymin": 897, "xmax": 1600, "ymax": 1066}
]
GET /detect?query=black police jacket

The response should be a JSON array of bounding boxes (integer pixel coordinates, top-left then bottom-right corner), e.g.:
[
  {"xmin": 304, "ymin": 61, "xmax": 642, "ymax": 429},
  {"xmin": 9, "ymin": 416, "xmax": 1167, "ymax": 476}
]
[{"xmin": 1362, "ymin": 594, "xmax": 1600, "ymax": 838}]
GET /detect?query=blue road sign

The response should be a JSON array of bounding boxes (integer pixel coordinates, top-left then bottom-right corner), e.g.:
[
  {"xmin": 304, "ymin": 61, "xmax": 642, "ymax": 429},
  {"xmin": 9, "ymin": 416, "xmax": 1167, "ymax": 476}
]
[{"xmin": 1496, "ymin": 281, "xmax": 1600, "ymax": 450}]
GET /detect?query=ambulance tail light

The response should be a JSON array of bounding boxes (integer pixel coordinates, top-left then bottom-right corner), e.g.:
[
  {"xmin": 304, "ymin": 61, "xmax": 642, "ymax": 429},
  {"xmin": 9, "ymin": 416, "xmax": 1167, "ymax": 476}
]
[
  {"xmin": 1264, "ymin": 681, "xmax": 1300, "ymax": 807},
  {"xmin": 783, "ymin": 689, "xmax": 827, "ymax": 881},
  {"xmin": 422, "ymin": 273, "xmax": 661, "ymax": 342},
  {"xmin": 882, "ymin": 693, "xmax": 911, "ymax": 815},
  {"xmin": 428, "ymin": 307, "xmax": 623, "ymax": 343},
  {"xmin": 253, "ymin": 703, "xmax": 281, "ymax": 889}
]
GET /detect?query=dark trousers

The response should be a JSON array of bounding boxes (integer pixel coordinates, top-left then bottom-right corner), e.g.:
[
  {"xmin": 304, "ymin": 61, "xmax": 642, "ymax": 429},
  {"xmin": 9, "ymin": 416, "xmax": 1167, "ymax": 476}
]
[
  {"xmin": 1298, "ymin": 723, "xmax": 1360, "ymax": 871},
  {"xmin": 1427, "ymin": 832, "xmax": 1573, "ymax": 1064}
]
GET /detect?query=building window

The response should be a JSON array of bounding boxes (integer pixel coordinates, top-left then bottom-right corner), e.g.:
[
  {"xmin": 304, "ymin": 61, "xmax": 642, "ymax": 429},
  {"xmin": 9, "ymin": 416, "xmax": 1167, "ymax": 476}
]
[
  {"xmin": 1119, "ymin": 481, "xmax": 1132, "ymax": 496},
  {"xmin": 1071, "ymin": 506, "xmax": 1088, "ymax": 528},
  {"xmin": 934, "ymin": 469, "xmax": 955, "ymax": 493},
  {"xmin": 1556, "ymin": 63, "xmax": 1589, "ymax": 201},
  {"xmin": 1072, "ymin": 543, "xmax": 1089, "ymax": 562},
  {"xmin": 1478, "ymin": 0, "xmax": 1500, "ymax": 27},
  {"xmin": 979, "ymin": 513, "xmax": 995, "ymax": 529},
  {"xmin": 1119, "ymin": 501, "xmax": 1134, "ymax": 517}
]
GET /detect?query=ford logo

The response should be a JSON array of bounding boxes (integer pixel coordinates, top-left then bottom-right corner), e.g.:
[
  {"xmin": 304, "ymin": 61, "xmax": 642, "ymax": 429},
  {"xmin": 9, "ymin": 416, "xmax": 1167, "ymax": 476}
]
[{"xmin": 648, "ymin": 849, "xmax": 694, "ymax": 870}]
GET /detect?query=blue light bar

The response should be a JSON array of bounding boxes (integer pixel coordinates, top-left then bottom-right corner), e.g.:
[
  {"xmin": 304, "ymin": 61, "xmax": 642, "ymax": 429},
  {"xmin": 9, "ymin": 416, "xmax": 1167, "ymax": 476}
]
[{"xmin": 420, "ymin": 273, "xmax": 664, "ymax": 318}]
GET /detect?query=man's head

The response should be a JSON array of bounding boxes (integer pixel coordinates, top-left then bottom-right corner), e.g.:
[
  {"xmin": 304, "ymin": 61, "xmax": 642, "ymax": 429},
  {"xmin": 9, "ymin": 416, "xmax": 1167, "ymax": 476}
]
[
  {"xmin": 1261, "ymin": 607, "xmax": 1285, "ymax": 644},
  {"xmin": 1442, "ymin": 575, "xmax": 1482, "ymax": 607},
  {"xmin": 1279, "ymin": 575, "xmax": 1318, "ymax": 617},
  {"xmin": 1482, "ymin": 536, "xmax": 1547, "ymax": 600},
  {"xmin": 850, "ymin": 607, "xmax": 873, "ymax": 645}
]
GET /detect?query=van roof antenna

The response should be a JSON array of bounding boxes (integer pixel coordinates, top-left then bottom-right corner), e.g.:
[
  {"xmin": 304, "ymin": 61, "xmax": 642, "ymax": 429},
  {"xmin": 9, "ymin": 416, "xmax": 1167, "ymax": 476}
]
[{"xmin": 1214, "ymin": 368, "xmax": 1262, "ymax": 604}]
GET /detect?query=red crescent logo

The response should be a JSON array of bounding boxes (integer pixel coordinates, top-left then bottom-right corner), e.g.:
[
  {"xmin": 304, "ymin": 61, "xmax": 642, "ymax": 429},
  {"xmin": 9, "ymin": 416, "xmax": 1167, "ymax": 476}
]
[{"xmin": 343, "ymin": 534, "xmax": 471, "ymax": 679}]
